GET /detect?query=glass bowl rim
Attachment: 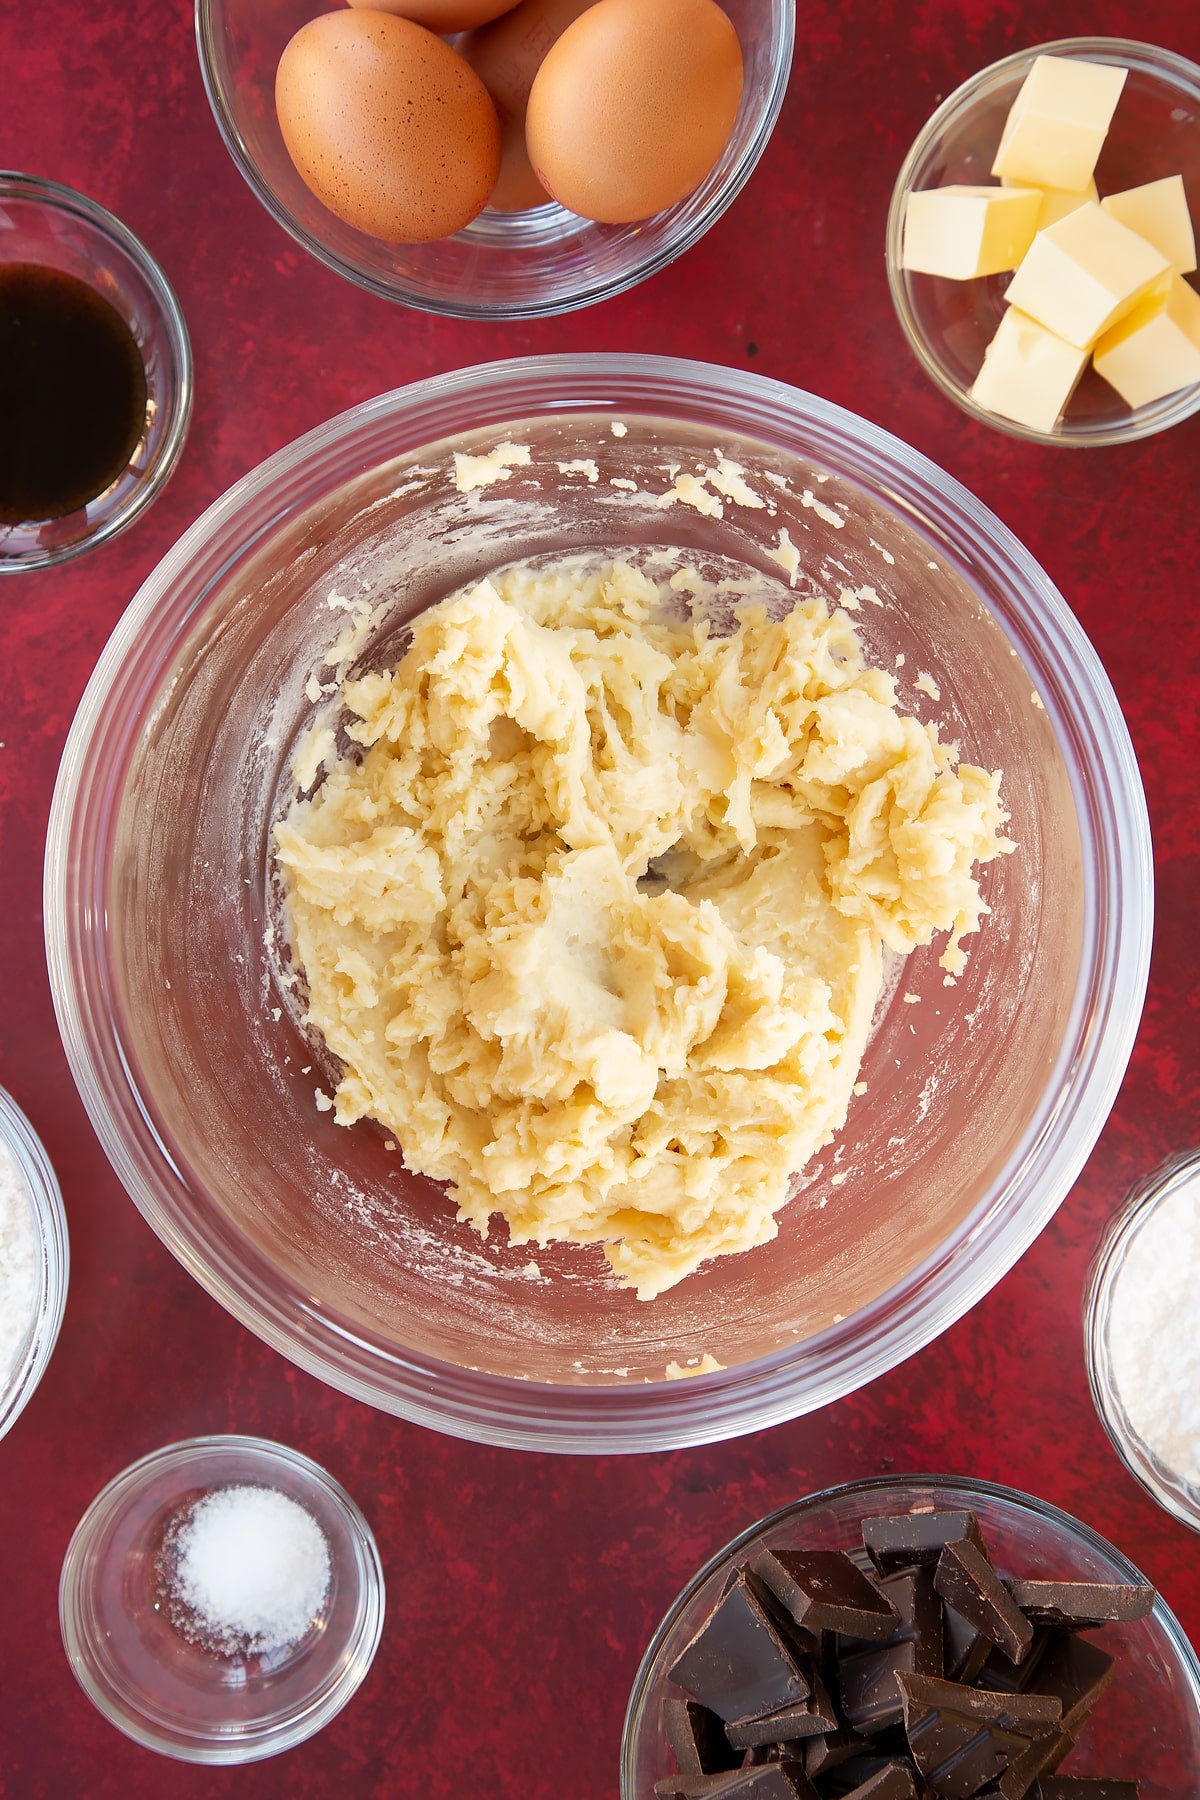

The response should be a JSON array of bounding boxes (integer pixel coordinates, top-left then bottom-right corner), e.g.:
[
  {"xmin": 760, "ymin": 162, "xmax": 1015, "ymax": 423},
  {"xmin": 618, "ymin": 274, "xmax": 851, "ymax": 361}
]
[
  {"xmin": 43, "ymin": 352, "xmax": 1152, "ymax": 1453},
  {"xmin": 57, "ymin": 1431, "xmax": 386, "ymax": 1764},
  {"xmin": 0, "ymin": 169, "xmax": 194, "ymax": 571},
  {"xmin": 884, "ymin": 35, "xmax": 1200, "ymax": 448},
  {"xmin": 0, "ymin": 1084, "xmax": 69, "ymax": 1441},
  {"xmin": 1085, "ymin": 1146, "xmax": 1200, "ymax": 1535},
  {"xmin": 619, "ymin": 1470, "xmax": 1200, "ymax": 1794},
  {"xmin": 193, "ymin": 0, "xmax": 796, "ymax": 320}
]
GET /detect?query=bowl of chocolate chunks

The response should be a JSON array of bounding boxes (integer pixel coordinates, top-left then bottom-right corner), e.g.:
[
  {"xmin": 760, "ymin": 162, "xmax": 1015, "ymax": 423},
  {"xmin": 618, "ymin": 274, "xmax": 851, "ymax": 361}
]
[{"xmin": 621, "ymin": 1475, "xmax": 1200, "ymax": 1799}]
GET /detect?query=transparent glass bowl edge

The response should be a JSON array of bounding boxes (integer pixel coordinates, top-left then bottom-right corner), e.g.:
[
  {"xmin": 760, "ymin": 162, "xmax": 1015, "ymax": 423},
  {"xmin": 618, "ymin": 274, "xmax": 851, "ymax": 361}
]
[
  {"xmin": 884, "ymin": 36, "xmax": 1200, "ymax": 447},
  {"xmin": 58, "ymin": 1433, "xmax": 386, "ymax": 1764},
  {"xmin": 0, "ymin": 1085, "xmax": 69, "ymax": 1440},
  {"xmin": 43, "ymin": 354, "xmax": 1152, "ymax": 1452},
  {"xmin": 1085, "ymin": 1147, "xmax": 1200, "ymax": 1535}
]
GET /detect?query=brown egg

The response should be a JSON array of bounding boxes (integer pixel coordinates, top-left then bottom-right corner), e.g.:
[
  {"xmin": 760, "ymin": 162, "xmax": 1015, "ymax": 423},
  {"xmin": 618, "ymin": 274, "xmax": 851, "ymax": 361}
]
[
  {"xmin": 525, "ymin": 0, "xmax": 744, "ymax": 223},
  {"xmin": 275, "ymin": 10, "xmax": 501, "ymax": 242},
  {"xmin": 459, "ymin": 0, "xmax": 595, "ymax": 212},
  {"xmin": 346, "ymin": 0, "xmax": 520, "ymax": 28}
]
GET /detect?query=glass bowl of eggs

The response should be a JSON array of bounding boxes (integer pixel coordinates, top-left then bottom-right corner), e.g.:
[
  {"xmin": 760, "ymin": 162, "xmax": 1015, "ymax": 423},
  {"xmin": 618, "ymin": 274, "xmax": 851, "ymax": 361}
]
[
  {"xmin": 885, "ymin": 37, "xmax": 1200, "ymax": 445},
  {"xmin": 45, "ymin": 353, "xmax": 1150, "ymax": 1453},
  {"xmin": 195, "ymin": 0, "xmax": 794, "ymax": 319}
]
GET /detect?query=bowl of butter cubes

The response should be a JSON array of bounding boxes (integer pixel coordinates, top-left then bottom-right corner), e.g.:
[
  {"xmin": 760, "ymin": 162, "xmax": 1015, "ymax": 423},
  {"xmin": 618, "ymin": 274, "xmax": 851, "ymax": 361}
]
[{"xmin": 886, "ymin": 37, "xmax": 1200, "ymax": 444}]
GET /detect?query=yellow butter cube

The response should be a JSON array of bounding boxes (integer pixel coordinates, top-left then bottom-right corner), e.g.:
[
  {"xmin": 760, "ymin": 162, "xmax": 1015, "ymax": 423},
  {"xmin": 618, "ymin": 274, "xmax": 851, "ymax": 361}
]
[
  {"xmin": 970, "ymin": 306, "xmax": 1090, "ymax": 433},
  {"xmin": 902, "ymin": 185, "xmax": 1042, "ymax": 278},
  {"xmin": 1093, "ymin": 275, "xmax": 1200, "ymax": 407},
  {"xmin": 1005, "ymin": 201, "xmax": 1170, "ymax": 348},
  {"xmin": 992, "ymin": 54, "xmax": 1126, "ymax": 193},
  {"xmin": 1101, "ymin": 175, "xmax": 1197, "ymax": 275},
  {"xmin": 1001, "ymin": 174, "xmax": 1097, "ymax": 230}
]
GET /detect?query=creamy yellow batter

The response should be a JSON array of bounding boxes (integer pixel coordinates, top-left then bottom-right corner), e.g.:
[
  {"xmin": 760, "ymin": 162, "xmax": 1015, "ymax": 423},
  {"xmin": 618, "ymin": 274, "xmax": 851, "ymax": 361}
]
[{"xmin": 274, "ymin": 558, "xmax": 1013, "ymax": 1299}]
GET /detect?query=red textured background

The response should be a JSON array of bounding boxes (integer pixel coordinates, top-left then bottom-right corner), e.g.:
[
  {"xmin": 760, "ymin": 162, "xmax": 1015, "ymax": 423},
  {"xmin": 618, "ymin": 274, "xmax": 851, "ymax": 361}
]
[{"xmin": 1, "ymin": 0, "xmax": 1198, "ymax": 1793}]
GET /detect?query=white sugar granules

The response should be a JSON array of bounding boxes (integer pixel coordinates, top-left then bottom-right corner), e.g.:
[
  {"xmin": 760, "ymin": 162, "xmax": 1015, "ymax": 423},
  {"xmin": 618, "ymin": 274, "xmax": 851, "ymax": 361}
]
[
  {"xmin": 1109, "ymin": 1171, "xmax": 1200, "ymax": 1488},
  {"xmin": 0, "ymin": 1138, "xmax": 38, "ymax": 1386},
  {"xmin": 166, "ymin": 1484, "xmax": 332, "ymax": 1656}
]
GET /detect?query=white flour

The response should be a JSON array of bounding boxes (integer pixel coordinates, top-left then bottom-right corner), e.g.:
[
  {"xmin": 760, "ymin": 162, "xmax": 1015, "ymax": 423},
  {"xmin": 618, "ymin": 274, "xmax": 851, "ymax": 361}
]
[
  {"xmin": 1109, "ymin": 1168, "xmax": 1200, "ymax": 1488},
  {"xmin": 0, "ymin": 1139, "xmax": 38, "ymax": 1383}
]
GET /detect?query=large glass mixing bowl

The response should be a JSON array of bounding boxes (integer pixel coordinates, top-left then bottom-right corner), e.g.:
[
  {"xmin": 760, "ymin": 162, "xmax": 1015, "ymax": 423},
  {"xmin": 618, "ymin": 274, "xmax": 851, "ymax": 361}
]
[{"xmin": 44, "ymin": 355, "xmax": 1150, "ymax": 1452}]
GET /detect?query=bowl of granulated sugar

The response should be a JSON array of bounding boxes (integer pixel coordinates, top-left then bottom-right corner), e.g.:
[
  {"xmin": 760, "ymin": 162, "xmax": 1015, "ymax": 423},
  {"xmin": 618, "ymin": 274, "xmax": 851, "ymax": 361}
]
[
  {"xmin": 0, "ymin": 1086, "xmax": 68, "ymax": 1441},
  {"xmin": 59, "ymin": 1434, "xmax": 384, "ymax": 1762},
  {"xmin": 1087, "ymin": 1146, "xmax": 1200, "ymax": 1534}
]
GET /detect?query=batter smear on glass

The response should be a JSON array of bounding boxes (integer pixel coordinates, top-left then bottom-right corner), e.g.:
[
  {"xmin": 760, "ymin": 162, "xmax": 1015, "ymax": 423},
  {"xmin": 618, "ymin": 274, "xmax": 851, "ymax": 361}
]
[{"xmin": 274, "ymin": 556, "xmax": 1014, "ymax": 1299}]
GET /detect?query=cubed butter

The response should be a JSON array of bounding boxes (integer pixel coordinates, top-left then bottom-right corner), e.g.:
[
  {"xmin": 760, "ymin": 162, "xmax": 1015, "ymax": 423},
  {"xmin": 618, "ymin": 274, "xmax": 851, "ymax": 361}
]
[
  {"xmin": 970, "ymin": 306, "xmax": 1090, "ymax": 433},
  {"xmin": 1005, "ymin": 201, "xmax": 1170, "ymax": 348},
  {"xmin": 1101, "ymin": 175, "xmax": 1197, "ymax": 275},
  {"xmin": 1001, "ymin": 173, "xmax": 1097, "ymax": 230},
  {"xmin": 903, "ymin": 185, "xmax": 1042, "ymax": 278},
  {"xmin": 1093, "ymin": 275, "xmax": 1200, "ymax": 407},
  {"xmin": 992, "ymin": 54, "xmax": 1126, "ymax": 192}
]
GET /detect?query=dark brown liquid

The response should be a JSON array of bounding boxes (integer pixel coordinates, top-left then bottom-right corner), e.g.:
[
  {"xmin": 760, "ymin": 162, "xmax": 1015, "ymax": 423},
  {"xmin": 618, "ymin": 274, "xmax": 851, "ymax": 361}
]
[{"xmin": 0, "ymin": 263, "xmax": 148, "ymax": 526}]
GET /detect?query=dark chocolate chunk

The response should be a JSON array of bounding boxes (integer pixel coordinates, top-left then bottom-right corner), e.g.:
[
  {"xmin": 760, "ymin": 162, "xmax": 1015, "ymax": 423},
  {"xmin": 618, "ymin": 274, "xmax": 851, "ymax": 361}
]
[
  {"xmin": 803, "ymin": 1710, "xmax": 870, "ymax": 1781},
  {"xmin": 1029, "ymin": 1633, "xmax": 1114, "ymax": 1736},
  {"xmin": 862, "ymin": 1511, "xmax": 985, "ymax": 1574},
  {"xmin": 751, "ymin": 1549, "xmax": 899, "ymax": 1641},
  {"xmin": 725, "ymin": 1681, "xmax": 838, "ymax": 1749},
  {"xmin": 840, "ymin": 1765, "xmax": 919, "ymax": 1800},
  {"xmin": 838, "ymin": 1567, "xmax": 943, "ymax": 1733},
  {"xmin": 1007, "ymin": 1581, "xmax": 1155, "ymax": 1630},
  {"xmin": 655, "ymin": 1764, "xmax": 818, "ymax": 1799},
  {"xmin": 935, "ymin": 1539, "xmax": 1035, "ymax": 1664},
  {"xmin": 976, "ymin": 1629, "xmax": 1053, "ymax": 1695},
  {"xmin": 1032, "ymin": 1783, "xmax": 1140, "ymax": 1799},
  {"xmin": 669, "ymin": 1572, "xmax": 812, "ymax": 1723},
  {"xmin": 944, "ymin": 1603, "xmax": 991, "ymax": 1685},
  {"xmin": 898, "ymin": 1672, "xmax": 1061, "ymax": 1799},
  {"xmin": 982, "ymin": 1725, "xmax": 1074, "ymax": 1799},
  {"xmin": 665, "ymin": 1696, "xmax": 739, "ymax": 1776}
]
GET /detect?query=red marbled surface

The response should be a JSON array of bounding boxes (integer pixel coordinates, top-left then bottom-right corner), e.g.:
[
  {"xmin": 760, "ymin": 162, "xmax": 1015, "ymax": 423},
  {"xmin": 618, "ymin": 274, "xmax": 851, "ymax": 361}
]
[{"xmin": 1, "ymin": 0, "xmax": 1198, "ymax": 1793}]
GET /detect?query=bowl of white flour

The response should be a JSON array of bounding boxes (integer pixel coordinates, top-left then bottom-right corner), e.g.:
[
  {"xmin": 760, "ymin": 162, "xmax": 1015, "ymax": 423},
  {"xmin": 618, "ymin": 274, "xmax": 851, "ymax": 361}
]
[
  {"xmin": 1086, "ymin": 1147, "xmax": 1200, "ymax": 1535},
  {"xmin": 0, "ymin": 1086, "xmax": 68, "ymax": 1441}
]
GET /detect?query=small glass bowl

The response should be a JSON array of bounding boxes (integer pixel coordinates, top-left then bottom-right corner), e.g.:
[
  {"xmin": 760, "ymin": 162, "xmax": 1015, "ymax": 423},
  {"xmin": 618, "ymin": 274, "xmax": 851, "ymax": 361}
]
[
  {"xmin": 0, "ymin": 172, "xmax": 192, "ymax": 570},
  {"xmin": 0, "ymin": 1085, "xmax": 68, "ymax": 1441},
  {"xmin": 1085, "ymin": 1148, "xmax": 1200, "ymax": 1535},
  {"xmin": 885, "ymin": 38, "xmax": 1200, "ymax": 446},
  {"xmin": 59, "ymin": 1435, "xmax": 385, "ymax": 1763},
  {"xmin": 195, "ymin": 0, "xmax": 793, "ymax": 319},
  {"xmin": 621, "ymin": 1475, "xmax": 1200, "ymax": 1798}
]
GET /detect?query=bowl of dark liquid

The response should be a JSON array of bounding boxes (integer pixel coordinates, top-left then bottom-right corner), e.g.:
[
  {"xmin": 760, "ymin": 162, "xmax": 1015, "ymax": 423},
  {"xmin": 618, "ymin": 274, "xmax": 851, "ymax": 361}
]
[{"xmin": 0, "ymin": 173, "xmax": 192, "ymax": 571}]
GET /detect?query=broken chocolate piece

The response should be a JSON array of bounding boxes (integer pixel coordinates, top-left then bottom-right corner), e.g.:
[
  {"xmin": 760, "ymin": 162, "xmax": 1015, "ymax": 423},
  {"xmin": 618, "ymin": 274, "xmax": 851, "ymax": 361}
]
[
  {"xmin": 1029, "ymin": 1634, "xmax": 1114, "ymax": 1737},
  {"xmin": 976, "ymin": 1629, "xmax": 1052, "ymax": 1696},
  {"xmin": 669, "ymin": 1572, "xmax": 812, "ymax": 1723},
  {"xmin": 655, "ymin": 1776, "xmax": 745, "ymax": 1799},
  {"xmin": 936, "ymin": 1539, "xmax": 1035, "ymax": 1664},
  {"xmin": 1007, "ymin": 1581, "xmax": 1155, "ymax": 1630},
  {"xmin": 862, "ymin": 1511, "xmax": 985, "ymax": 1574},
  {"xmin": 820, "ymin": 1755, "xmax": 921, "ymax": 1799},
  {"xmin": 665, "ymin": 1696, "xmax": 739, "ymax": 1776},
  {"xmin": 898, "ymin": 1672, "xmax": 1061, "ymax": 1800},
  {"xmin": 725, "ymin": 1681, "xmax": 838, "ymax": 1749},
  {"xmin": 839, "ymin": 1567, "xmax": 943, "ymax": 1733},
  {"xmin": 983, "ymin": 1725, "xmax": 1074, "ymax": 1800},
  {"xmin": 944, "ymin": 1603, "xmax": 991, "ymax": 1686},
  {"xmin": 751, "ymin": 1549, "xmax": 899, "ymax": 1641},
  {"xmin": 1032, "ymin": 1783, "xmax": 1139, "ymax": 1799},
  {"xmin": 841, "ymin": 1766, "xmax": 919, "ymax": 1800},
  {"xmin": 654, "ymin": 1764, "xmax": 818, "ymax": 1799}
]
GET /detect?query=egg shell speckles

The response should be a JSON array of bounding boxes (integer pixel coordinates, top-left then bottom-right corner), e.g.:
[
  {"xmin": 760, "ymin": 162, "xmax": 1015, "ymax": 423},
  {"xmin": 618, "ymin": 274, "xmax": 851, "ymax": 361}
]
[
  {"xmin": 275, "ymin": 11, "xmax": 501, "ymax": 243},
  {"xmin": 525, "ymin": 0, "xmax": 744, "ymax": 223}
]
